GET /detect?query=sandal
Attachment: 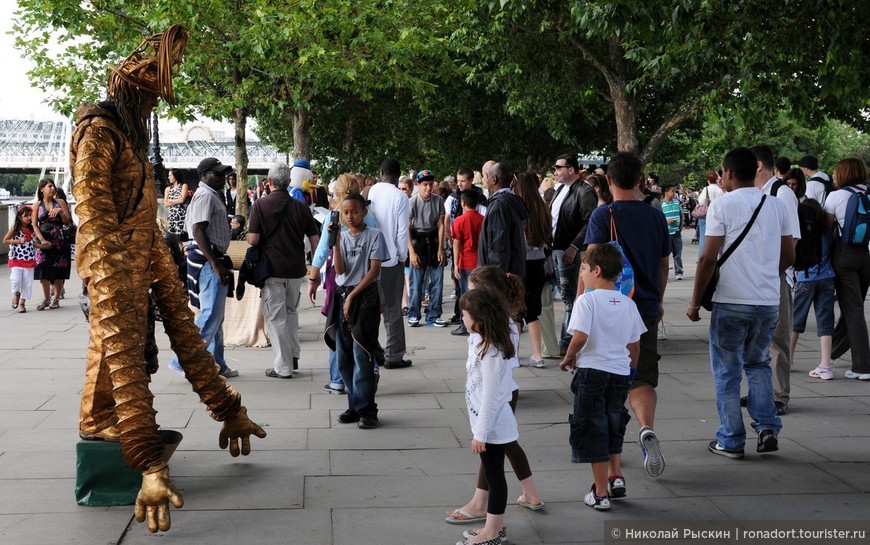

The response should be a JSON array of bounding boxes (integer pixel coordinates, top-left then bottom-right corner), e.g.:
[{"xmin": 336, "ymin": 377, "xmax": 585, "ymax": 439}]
[
  {"xmin": 18, "ymin": 304, "xmax": 26, "ymax": 314},
  {"xmin": 37, "ymin": 299, "xmax": 51, "ymax": 311},
  {"xmin": 12, "ymin": 291, "xmax": 20, "ymax": 309},
  {"xmin": 50, "ymin": 298, "xmax": 60, "ymax": 309},
  {"xmin": 444, "ymin": 509, "xmax": 486, "ymax": 524}
]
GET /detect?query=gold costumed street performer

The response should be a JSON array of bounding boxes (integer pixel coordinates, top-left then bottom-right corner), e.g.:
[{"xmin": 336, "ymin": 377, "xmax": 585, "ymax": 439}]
[{"xmin": 71, "ymin": 25, "xmax": 266, "ymax": 533}]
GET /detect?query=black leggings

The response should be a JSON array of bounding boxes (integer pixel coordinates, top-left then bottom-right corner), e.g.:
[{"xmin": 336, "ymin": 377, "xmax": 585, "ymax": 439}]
[
  {"xmin": 479, "ymin": 443, "xmax": 508, "ymax": 515},
  {"xmin": 475, "ymin": 390, "xmax": 532, "ymax": 490}
]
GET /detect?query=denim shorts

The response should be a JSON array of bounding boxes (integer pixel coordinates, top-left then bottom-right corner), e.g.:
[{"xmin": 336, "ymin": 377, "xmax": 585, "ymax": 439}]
[
  {"xmin": 792, "ymin": 278, "xmax": 835, "ymax": 336},
  {"xmin": 569, "ymin": 367, "xmax": 631, "ymax": 463}
]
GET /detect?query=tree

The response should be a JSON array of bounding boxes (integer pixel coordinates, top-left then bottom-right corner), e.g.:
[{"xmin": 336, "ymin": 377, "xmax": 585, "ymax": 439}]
[{"xmin": 457, "ymin": 0, "xmax": 870, "ymax": 162}]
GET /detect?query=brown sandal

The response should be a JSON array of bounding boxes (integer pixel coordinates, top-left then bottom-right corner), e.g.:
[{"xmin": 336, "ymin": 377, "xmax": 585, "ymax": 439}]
[
  {"xmin": 37, "ymin": 299, "xmax": 51, "ymax": 311},
  {"xmin": 18, "ymin": 304, "xmax": 26, "ymax": 313},
  {"xmin": 50, "ymin": 298, "xmax": 60, "ymax": 309}
]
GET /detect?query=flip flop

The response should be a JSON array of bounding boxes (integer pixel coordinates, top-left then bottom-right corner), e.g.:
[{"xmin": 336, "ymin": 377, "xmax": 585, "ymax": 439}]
[
  {"xmin": 517, "ymin": 495, "xmax": 545, "ymax": 511},
  {"xmin": 444, "ymin": 509, "xmax": 486, "ymax": 524}
]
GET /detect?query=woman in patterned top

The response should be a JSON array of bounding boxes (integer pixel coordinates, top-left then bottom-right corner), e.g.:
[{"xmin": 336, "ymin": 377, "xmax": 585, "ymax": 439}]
[{"xmin": 163, "ymin": 168, "xmax": 189, "ymax": 236}]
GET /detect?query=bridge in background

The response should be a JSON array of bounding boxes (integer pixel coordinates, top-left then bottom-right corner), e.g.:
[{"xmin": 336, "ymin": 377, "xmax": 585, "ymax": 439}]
[{"xmin": 0, "ymin": 118, "xmax": 288, "ymax": 190}]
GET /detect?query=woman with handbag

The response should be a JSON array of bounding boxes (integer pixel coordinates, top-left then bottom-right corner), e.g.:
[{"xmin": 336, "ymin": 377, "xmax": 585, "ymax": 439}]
[
  {"xmin": 695, "ymin": 171, "xmax": 725, "ymax": 255},
  {"xmin": 31, "ymin": 178, "xmax": 73, "ymax": 310}
]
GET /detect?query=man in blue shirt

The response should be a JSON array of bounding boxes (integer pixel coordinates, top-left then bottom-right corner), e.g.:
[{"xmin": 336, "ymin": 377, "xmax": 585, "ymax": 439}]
[{"xmin": 584, "ymin": 152, "xmax": 670, "ymax": 481}]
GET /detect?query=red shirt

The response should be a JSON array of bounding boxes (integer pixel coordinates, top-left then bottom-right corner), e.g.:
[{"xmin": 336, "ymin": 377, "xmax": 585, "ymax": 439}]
[{"xmin": 451, "ymin": 209, "xmax": 484, "ymax": 270}]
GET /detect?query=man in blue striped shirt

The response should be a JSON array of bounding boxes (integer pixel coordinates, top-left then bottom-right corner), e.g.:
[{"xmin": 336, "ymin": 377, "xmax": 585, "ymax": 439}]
[{"xmin": 662, "ymin": 184, "xmax": 684, "ymax": 280}]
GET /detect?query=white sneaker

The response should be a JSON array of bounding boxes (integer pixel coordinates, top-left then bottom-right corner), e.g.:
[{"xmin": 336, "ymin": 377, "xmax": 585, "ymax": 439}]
[
  {"xmin": 639, "ymin": 426, "xmax": 665, "ymax": 477},
  {"xmin": 844, "ymin": 370, "xmax": 870, "ymax": 380},
  {"xmin": 675, "ymin": 274, "xmax": 683, "ymax": 280},
  {"xmin": 808, "ymin": 366, "xmax": 834, "ymax": 380}
]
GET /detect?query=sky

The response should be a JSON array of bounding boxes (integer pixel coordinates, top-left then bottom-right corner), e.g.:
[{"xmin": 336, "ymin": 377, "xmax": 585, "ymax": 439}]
[{"xmin": 0, "ymin": 0, "xmax": 63, "ymax": 120}]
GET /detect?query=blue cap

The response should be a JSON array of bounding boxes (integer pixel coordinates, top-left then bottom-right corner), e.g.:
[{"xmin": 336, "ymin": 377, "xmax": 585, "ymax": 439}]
[{"xmin": 293, "ymin": 159, "xmax": 311, "ymax": 170}]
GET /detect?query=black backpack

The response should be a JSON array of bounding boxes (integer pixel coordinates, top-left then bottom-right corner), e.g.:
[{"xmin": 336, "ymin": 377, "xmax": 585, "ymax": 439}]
[
  {"xmin": 809, "ymin": 175, "xmax": 835, "ymax": 196},
  {"xmin": 794, "ymin": 200, "xmax": 825, "ymax": 272}
]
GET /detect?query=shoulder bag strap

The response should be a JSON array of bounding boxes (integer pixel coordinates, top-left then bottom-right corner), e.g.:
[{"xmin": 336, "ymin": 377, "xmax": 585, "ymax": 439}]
[
  {"xmin": 716, "ymin": 195, "xmax": 766, "ymax": 268},
  {"xmin": 608, "ymin": 205, "xmax": 618, "ymax": 242}
]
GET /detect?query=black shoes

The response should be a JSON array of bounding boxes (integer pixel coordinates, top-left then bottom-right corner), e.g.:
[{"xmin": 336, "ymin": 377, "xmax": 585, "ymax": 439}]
[
  {"xmin": 451, "ymin": 325, "xmax": 469, "ymax": 336},
  {"xmin": 358, "ymin": 415, "xmax": 378, "ymax": 429},
  {"xmin": 707, "ymin": 440, "xmax": 744, "ymax": 459},
  {"xmin": 757, "ymin": 430, "xmax": 779, "ymax": 453},
  {"xmin": 338, "ymin": 410, "xmax": 360, "ymax": 424},
  {"xmin": 383, "ymin": 359, "xmax": 412, "ymax": 369}
]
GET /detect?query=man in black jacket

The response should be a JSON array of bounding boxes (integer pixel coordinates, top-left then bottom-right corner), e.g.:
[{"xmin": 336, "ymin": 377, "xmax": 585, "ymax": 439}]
[
  {"xmin": 478, "ymin": 162, "xmax": 528, "ymax": 277},
  {"xmin": 550, "ymin": 154, "xmax": 598, "ymax": 352}
]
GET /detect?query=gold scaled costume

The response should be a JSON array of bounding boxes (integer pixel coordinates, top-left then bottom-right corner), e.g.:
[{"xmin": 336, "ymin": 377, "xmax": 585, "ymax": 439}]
[{"xmin": 71, "ymin": 26, "xmax": 266, "ymax": 533}]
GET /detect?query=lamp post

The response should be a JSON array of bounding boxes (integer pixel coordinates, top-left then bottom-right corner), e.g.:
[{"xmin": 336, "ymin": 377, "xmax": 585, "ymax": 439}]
[{"xmin": 149, "ymin": 111, "xmax": 167, "ymax": 194}]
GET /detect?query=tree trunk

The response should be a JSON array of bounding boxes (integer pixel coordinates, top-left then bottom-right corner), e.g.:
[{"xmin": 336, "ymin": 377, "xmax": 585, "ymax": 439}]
[
  {"xmin": 233, "ymin": 106, "xmax": 250, "ymax": 219},
  {"xmin": 292, "ymin": 106, "xmax": 311, "ymax": 160}
]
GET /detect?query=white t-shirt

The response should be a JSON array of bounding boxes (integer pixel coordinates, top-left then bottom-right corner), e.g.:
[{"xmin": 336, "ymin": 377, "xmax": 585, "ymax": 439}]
[
  {"xmin": 698, "ymin": 183, "xmax": 724, "ymax": 207},
  {"xmin": 705, "ymin": 187, "xmax": 792, "ymax": 306},
  {"xmin": 567, "ymin": 289, "xmax": 646, "ymax": 375},
  {"xmin": 823, "ymin": 184, "xmax": 867, "ymax": 230},
  {"xmin": 367, "ymin": 182, "xmax": 410, "ymax": 267},
  {"xmin": 550, "ymin": 182, "xmax": 572, "ymax": 238},
  {"xmin": 465, "ymin": 333, "xmax": 519, "ymax": 444},
  {"xmin": 804, "ymin": 175, "xmax": 831, "ymax": 205},
  {"xmin": 762, "ymin": 176, "xmax": 801, "ymax": 239}
]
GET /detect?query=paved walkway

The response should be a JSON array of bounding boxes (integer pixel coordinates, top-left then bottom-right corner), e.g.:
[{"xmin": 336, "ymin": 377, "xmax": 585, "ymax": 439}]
[{"xmin": 1, "ymin": 238, "xmax": 869, "ymax": 545}]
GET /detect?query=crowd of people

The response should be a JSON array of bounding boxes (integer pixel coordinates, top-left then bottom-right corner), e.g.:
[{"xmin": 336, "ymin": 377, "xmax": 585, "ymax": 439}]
[{"xmin": 7, "ymin": 144, "xmax": 867, "ymax": 545}]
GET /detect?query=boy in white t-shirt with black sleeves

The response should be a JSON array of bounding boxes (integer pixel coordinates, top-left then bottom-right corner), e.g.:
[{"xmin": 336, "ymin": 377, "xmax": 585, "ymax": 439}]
[{"xmin": 559, "ymin": 244, "xmax": 646, "ymax": 511}]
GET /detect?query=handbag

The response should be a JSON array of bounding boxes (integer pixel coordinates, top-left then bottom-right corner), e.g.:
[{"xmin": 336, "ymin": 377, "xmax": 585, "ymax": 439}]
[
  {"xmin": 61, "ymin": 223, "xmax": 78, "ymax": 245},
  {"xmin": 692, "ymin": 187, "xmax": 708, "ymax": 219},
  {"xmin": 700, "ymin": 195, "xmax": 766, "ymax": 311}
]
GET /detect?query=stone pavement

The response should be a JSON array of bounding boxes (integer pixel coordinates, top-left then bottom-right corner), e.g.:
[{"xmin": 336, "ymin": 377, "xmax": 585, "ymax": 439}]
[{"xmin": 1, "ymin": 238, "xmax": 869, "ymax": 545}]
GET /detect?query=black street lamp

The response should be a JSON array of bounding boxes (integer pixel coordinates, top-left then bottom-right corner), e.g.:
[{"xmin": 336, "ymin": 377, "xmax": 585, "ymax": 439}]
[{"xmin": 149, "ymin": 111, "xmax": 167, "ymax": 194}]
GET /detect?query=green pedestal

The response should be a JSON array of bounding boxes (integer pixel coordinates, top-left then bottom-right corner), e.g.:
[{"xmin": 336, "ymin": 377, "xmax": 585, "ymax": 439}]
[
  {"xmin": 74, "ymin": 440, "xmax": 141, "ymax": 506},
  {"xmin": 74, "ymin": 430, "xmax": 183, "ymax": 507}
]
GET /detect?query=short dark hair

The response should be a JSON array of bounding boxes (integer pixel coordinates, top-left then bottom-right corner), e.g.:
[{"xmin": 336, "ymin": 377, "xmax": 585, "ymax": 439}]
[
  {"xmin": 342, "ymin": 192, "xmax": 368, "ymax": 208},
  {"xmin": 556, "ymin": 154, "xmax": 579, "ymax": 171},
  {"xmin": 457, "ymin": 166, "xmax": 474, "ymax": 180},
  {"xmin": 583, "ymin": 244, "xmax": 623, "ymax": 281},
  {"xmin": 492, "ymin": 162, "xmax": 514, "ymax": 188},
  {"xmin": 749, "ymin": 144, "xmax": 775, "ymax": 170},
  {"xmin": 460, "ymin": 189, "xmax": 478, "ymax": 209},
  {"xmin": 722, "ymin": 147, "xmax": 757, "ymax": 183},
  {"xmin": 775, "ymin": 156, "xmax": 792, "ymax": 175},
  {"xmin": 380, "ymin": 157, "xmax": 400, "ymax": 179},
  {"xmin": 231, "ymin": 215, "xmax": 246, "ymax": 228},
  {"xmin": 798, "ymin": 155, "xmax": 819, "ymax": 170},
  {"xmin": 607, "ymin": 152, "xmax": 643, "ymax": 190},
  {"xmin": 647, "ymin": 173, "xmax": 659, "ymax": 183},
  {"xmin": 661, "ymin": 184, "xmax": 676, "ymax": 194}
]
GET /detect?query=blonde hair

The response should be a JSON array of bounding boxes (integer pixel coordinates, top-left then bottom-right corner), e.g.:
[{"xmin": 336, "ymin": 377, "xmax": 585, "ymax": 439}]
[{"xmin": 333, "ymin": 173, "xmax": 362, "ymax": 226}]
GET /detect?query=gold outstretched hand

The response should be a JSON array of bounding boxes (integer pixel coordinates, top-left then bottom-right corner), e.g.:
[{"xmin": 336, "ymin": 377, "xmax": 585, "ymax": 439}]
[
  {"xmin": 134, "ymin": 465, "xmax": 184, "ymax": 533},
  {"xmin": 219, "ymin": 406, "xmax": 267, "ymax": 457}
]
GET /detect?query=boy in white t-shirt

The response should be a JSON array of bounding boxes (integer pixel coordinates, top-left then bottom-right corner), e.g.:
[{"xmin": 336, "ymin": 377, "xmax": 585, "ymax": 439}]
[{"xmin": 559, "ymin": 244, "xmax": 646, "ymax": 511}]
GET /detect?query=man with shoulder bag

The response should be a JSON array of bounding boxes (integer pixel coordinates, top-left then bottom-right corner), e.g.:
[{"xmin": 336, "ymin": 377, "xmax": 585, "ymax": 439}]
[
  {"xmin": 248, "ymin": 162, "xmax": 320, "ymax": 379},
  {"xmin": 688, "ymin": 147, "xmax": 794, "ymax": 460}
]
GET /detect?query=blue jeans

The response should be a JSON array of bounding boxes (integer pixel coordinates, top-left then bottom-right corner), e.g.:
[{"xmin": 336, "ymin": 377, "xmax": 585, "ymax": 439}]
[
  {"xmin": 457, "ymin": 269, "xmax": 471, "ymax": 317},
  {"xmin": 709, "ymin": 303, "xmax": 782, "ymax": 450},
  {"xmin": 409, "ymin": 265, "xmax": 443, "ymax": 323},
  {"xmin": 669, "ymin": 232, "xmax": 683, "ymax": 275},
  {"xmin": 335, "ymin": 296, "xmax": 378, "ymax": 417},
  {"xmin": 552, "ymin": 249, "xmax": 581, "ymax": 348},
  {"xmin": 697, "ymin": 218, "xmax": 707, "ymax": 255},
  {"xmin": 328, "ymin": 350, "xmax": 344, "ymax": 389},
  {"xmin": 170, "ymin": 261, "xmax": 228, "ymax": 373}
]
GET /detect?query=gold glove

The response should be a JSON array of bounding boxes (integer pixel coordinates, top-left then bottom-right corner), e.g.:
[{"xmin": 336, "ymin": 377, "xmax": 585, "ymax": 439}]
[
  {"xmin": 219, "ymin": 406, "xmax": 267, "ymax": 457},
  {"xmin": 133, "ymin": 464, "xmax": 184, "ymax": 533}
]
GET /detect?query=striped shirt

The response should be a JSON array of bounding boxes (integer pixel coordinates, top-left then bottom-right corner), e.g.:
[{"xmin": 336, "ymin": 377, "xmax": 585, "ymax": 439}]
[{"xmin": 662, "ymin": 197, "xmax": 681, "ymax": 235}]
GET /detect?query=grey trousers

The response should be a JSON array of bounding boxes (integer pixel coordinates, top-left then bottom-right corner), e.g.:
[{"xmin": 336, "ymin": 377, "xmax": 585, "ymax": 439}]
[
  {"xmin": 771, "ymin": 273, "xmax": 793, "ymax": 404},
  {"xmin": 379, "ymin": 264, "xmax": 407, "ymax": 363}
]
